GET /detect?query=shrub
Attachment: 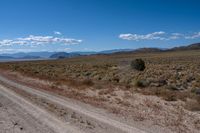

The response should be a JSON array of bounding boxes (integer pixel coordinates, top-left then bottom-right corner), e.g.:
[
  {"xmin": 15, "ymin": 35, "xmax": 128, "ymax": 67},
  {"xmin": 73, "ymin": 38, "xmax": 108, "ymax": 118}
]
[{"xmin": 131, "ymin": 59, "xmax": 145, "ymax": 71}]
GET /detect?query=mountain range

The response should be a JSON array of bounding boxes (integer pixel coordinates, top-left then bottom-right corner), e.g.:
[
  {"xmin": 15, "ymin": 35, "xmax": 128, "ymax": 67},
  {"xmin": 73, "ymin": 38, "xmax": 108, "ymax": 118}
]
[{"xmin": 0, "ymin": 43, "xmax": 199, "ymax": 60}]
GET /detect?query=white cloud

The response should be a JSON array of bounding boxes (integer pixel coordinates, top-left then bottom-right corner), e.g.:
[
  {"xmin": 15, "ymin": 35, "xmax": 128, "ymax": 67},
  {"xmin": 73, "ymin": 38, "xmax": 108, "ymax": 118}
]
[
  {"xmin": 0, "ymin": 40, "xmax": 13, "ymax": 46},
  {"xmin": 171, "ymin": 33, "xmax": 183, "ymax": 36},
  {"xmin": 54, "ymin": 31, "xmax": 62, "ymax": 35},
  {"xmin": 168, "ymin": 33, "xmax": 184, "ymax": 40},
  {"xmin": 119, "ymin": 31, "xmax": 200, "ymax": 41},
  {"xmin": 119, "ymin": 31, "xmax": 166, "ymax": 41},
  {"xmin": 0, "ymin": 35, "xmax": 82, "ymax": 47},
  {"xmin": 185, "ymin": 32, "xmax": 200, "ymax": 39}
]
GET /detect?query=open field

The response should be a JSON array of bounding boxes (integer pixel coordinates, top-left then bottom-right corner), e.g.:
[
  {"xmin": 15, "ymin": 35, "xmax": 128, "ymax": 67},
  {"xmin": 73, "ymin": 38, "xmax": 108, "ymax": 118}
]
[
  {"xmin": 0, "ymin": 50, "xmax": 200, "ymax": 133},
  {"xmin": 0, "ymin": 50, "xmax": 200, "ymax": 104}
]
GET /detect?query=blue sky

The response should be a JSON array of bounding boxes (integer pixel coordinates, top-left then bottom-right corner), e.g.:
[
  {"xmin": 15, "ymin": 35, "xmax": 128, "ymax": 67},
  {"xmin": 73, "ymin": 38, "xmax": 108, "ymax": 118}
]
[{"xmin": 0, "ymin": 0, "xmax": 200, "ymax": 53}]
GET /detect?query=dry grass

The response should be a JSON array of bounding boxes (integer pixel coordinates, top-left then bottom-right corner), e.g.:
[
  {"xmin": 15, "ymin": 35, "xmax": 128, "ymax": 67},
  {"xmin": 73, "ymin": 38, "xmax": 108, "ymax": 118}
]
[{"xmin": 0, "ymin": 50, "xmax": 200, "ymax": 111}]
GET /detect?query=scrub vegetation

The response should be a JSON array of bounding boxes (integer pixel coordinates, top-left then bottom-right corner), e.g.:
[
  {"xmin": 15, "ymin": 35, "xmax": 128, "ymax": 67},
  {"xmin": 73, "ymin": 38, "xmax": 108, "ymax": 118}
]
[{"xmin": 0, "ymin": 50, "xmax": 200, "ymax": 111}]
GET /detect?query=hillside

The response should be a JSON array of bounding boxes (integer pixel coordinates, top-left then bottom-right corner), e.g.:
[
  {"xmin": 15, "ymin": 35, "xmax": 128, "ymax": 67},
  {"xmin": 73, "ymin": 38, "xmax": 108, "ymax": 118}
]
[
  {"xmin": 0, "ymin": 56, "xmax": 14, "ymax": 59},
  {"xmin": 49, "ymin": 52, "xmax": 80, "ymax": 59},
  {"xmin": 20, "ymin": 56, "xmax": 41, "ymax": 59},
  {"xmin": 0, "ymin": 52, "xmax": 55, "ymax": 58},
  {"xmin": 170, "ymin": 43, "xmax": 200, "ymax": 51}
]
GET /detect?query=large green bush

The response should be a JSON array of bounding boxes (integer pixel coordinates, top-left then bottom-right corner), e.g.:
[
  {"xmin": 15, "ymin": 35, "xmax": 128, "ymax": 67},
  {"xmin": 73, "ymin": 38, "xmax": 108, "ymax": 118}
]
[{"xmin": 131, "ymin": 59, "xmax": 145, "ymax": 71}]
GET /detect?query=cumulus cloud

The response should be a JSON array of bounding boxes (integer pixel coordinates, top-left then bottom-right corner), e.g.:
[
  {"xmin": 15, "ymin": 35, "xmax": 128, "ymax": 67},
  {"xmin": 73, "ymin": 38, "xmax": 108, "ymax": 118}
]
[
  {"xmin": 0, "ymin": 40, "xmax": 14, "ymax": 46},
  {"xmin": 119, "ymin": 31, "xmax": 166, "ymax": 41},
  {"xmin": 54, "ymin": 31, "xmax": 62, "ymax": 35},
  {"xmin": 119, "ymin": 31, "xmax": 200, "ymax": 41},
  {"xmin": 185, "ymin": 32, "xmax": 200, "ymax": 39},
  {"xmin": 168, "ymin": 33, "xmax": 184, "ymax": 40},
  {"xmin": 0, "ymin": 35, "xmax": 82, "ymax": 47}
]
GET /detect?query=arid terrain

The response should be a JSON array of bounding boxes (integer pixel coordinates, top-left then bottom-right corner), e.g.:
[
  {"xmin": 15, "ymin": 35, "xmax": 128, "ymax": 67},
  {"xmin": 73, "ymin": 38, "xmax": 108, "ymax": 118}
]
[
  {"xmin": 0, "ymin": 0, "xmax": 199, "ymax": 132},
  {"xmin": 0, "ymin": 50, "xmax": 200, "ymax": 133}
]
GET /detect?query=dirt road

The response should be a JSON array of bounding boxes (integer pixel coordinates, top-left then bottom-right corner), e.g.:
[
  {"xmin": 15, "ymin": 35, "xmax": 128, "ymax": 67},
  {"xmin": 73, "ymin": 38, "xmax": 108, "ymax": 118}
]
[
  {"xmin": 0, "ymin": 84, "xmax": 83, "ymax": 133},
  {"xmin": 0, "ymin": 92, "xmax": 54, "ymax": 133},
  {"xmin": 0, "ymin": 75, "xmax": 146, "ymax": 133}
]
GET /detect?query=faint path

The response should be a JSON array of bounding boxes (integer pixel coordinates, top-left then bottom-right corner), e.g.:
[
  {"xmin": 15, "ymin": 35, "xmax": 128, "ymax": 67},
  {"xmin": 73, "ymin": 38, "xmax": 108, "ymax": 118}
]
[
  {"xmin": 0, "ymin": 75, "xmax": 146, "ymax": 133},
  {"xmin": 0, "ymin": 85, "xmax": 83, "ymax": 133}
]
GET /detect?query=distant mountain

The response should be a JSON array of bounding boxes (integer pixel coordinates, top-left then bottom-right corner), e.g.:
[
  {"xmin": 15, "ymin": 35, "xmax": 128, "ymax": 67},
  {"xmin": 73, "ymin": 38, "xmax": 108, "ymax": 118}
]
[
  {"xmin": 99, "ymin": 49, "xmax": 133, "ymax": 54},
  {"xmin": 49, "ymin": 49, "xmax": 134, "ymax": 58},
  {"xmin": 1, "ymin": 43, "xmax": 200, "ymax": 60},
  {"xmin": 134, "ymin": 48, "xmax": 163, "ymax": 53},
  {"xmin": 0, "ymin": 56, "xmax": 14, "ymax": 59},
  {"xmin": 70, "ymin": 49, "xmax": 134, "ymax": 55},
  {"xmin": 0, "ymin": 55, "xmax": 41, "ymax": 60},
  {"xmin": 20, "ymin": 55, "xmax": 41, "ymax": 59},
  {"xmin": 49, "ymin": 52, "xmax": 80, "ymax": 59},
  {"xmin": 71, "ymin": 51, "xmax": 97, "ymax": 55},
  {"xmin": 113, "ymin": 43, "xmax": 200, "ymax": 54},
  {"xmin": 170, "ymin": 43, "xmax": 200, "ymax": 51},
  {"xmin": 0, "ymin": 51, "xmax": 55, "ymax": 58}
]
